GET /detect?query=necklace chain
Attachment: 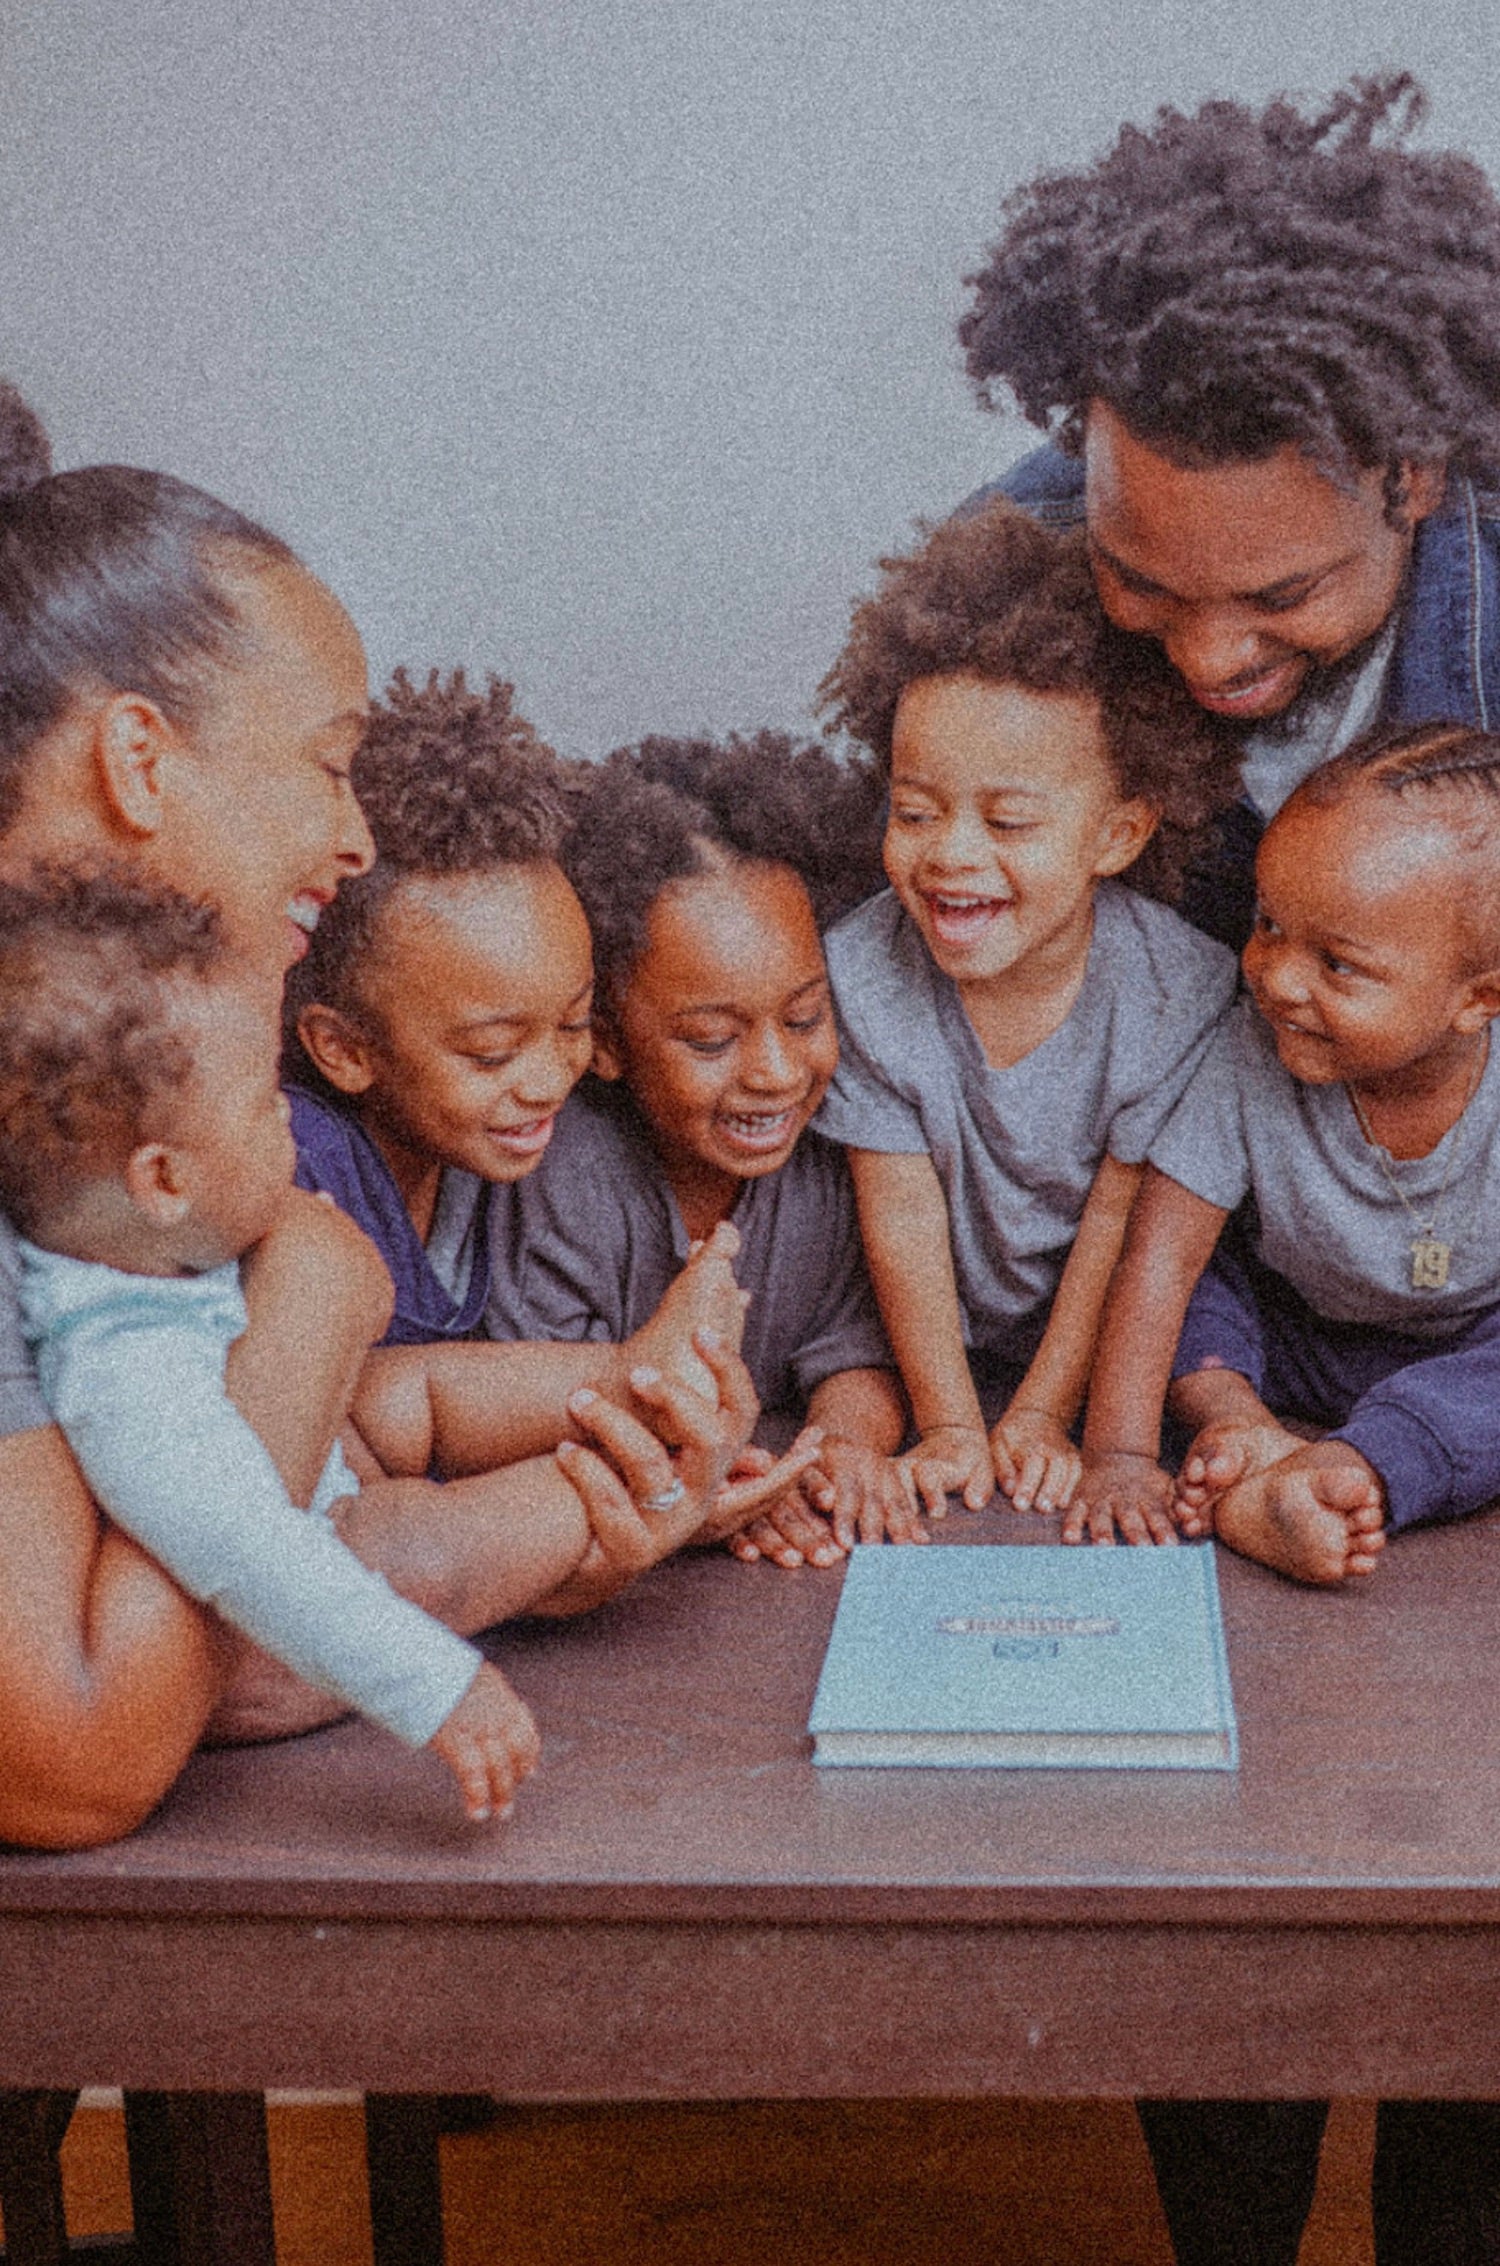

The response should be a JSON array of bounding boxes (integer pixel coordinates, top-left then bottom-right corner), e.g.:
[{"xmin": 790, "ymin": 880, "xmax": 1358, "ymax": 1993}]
[{"xmin": 1344, "ymin": 1037, "xmax": 1488, "ymax": 1291}]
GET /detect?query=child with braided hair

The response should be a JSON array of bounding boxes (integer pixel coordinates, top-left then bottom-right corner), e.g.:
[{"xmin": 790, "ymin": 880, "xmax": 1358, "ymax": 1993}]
[{"xmin": 1080, "ymin": 722, "xmax": 1500, "ymax": 1584}]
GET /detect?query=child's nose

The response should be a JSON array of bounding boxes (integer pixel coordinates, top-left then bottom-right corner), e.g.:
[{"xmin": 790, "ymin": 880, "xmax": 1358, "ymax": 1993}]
[
  {"xmin": 517, "ymin": 1034, "xmax": 584, "ymax": 1104},
  {"xmin": 926, "ymin": 809, "xmax": 991, "ymax": 867},
  {"xmin": 742, "ymin": 1024, "xmax": 797, "ymax": 1089}
]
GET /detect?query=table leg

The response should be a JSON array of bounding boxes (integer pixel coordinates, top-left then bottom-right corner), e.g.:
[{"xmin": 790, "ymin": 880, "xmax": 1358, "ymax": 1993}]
[
  {"xmin": 0, "ymin": 2091, "xmax": 77, "ymax": 2265},
  {"xmin": 364, "ymin": 2097, "xmax": 447, "ymax": 2266},
  {"xmin": 122, "ymin": 2096, "xmax": 273, "ymax": 2266}
]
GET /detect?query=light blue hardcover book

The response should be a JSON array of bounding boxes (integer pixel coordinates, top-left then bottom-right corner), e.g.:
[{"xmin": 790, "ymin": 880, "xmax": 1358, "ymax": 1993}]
[{"xmin": 808, "ymin": 1544, "xmax": 1238, "ymax": 1770}]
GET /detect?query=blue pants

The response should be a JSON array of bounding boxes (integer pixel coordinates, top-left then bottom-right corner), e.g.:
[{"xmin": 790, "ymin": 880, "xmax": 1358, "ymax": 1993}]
[{"xmin": 1172, "ymin": 1231, "xmax": 1500, "ymax": 1532}]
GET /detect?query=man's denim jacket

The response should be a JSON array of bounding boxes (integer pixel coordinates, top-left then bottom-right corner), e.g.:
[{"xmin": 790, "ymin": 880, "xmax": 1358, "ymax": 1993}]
[{"xmin": 973, "ymin": 444, "xmax": 1500, "ymax": 943}]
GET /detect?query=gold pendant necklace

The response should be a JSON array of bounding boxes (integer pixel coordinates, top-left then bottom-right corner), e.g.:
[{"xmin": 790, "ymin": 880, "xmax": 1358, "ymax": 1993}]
[{"xmin": 1345, "ymin": 1037, "xmax": 1488, "ymax": 1291}]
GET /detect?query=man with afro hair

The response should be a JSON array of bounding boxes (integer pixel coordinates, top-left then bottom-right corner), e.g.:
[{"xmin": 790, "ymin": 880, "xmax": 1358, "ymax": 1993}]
[
  {"xmin": 962, "ymin": 73, "xmax": 1500, "ymax": 950},
  {"xmin": 958, "ymin": 69, "xmax": 1500, "ymax": 2266}
]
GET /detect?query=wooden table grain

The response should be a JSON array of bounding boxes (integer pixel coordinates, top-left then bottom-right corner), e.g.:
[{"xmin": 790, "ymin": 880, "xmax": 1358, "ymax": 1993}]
[{"xmin": 3, "ymin": 1506, "xmax": 1498, "ymax": 2116}]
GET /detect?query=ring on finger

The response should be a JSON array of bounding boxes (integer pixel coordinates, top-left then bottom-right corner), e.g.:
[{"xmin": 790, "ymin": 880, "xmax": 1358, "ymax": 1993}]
[{"xmin": 636, "ymin": 1476, "xmax": 687, "ymax": 1515}]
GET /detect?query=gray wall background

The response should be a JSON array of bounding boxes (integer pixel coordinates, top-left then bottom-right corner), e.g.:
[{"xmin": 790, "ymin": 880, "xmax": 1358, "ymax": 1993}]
[{"xmin": 4, "ymin": 1, "xmax": 1497, "ymax": 758}]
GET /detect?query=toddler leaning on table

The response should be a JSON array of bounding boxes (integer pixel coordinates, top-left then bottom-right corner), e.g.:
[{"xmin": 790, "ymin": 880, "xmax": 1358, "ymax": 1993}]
[
  {"xmin": 1076, "ymin": 721, "xmax": 1500, "ymax": 1586},
  {"xmin": 0, "ymin": 862, "xmax": 545, "ymax": 1823},
  {"xmin": 816, "ymin": 499, "xmax": 1242, "ymax": 1532}
]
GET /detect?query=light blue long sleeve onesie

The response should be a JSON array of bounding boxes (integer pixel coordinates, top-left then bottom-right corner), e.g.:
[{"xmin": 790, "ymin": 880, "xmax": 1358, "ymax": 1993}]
[{"xmin": 19, "ymin": 1246, "xmax": 481, "ymax": 1747}]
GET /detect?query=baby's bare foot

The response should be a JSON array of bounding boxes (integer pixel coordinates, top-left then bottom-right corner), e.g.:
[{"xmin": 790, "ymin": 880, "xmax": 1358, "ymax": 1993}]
[
  {"xmin": 632, "ymin": 1222, "xmax": 745, "ymax": 1396},
  {"xmin": 1213, "ymin": 1442, "xmax": 1387, "ymax": 1586},
  {"xmin": 1175, "ymin": 1417, "xmax": 1304, "ymax": 1534}
]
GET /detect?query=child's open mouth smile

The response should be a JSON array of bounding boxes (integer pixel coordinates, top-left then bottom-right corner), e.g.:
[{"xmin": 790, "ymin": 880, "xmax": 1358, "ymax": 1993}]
[
  {"xmin": 920, "ymin": 888, "xmax": 1013, "ymax": 951},
  {"xmin": 487, "ymin": 1113, "xmax": 560, "ymax": 1159},
  {"xmin": 714, "ymin": 1104, "xmax": 801, "ymax": 1160}
]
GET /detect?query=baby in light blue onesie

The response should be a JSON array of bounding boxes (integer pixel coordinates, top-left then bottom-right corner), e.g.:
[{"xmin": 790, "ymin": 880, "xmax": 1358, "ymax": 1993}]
[{"xmin": 0, "ymin": 865, "xmax": 539, "ymax": 1820}]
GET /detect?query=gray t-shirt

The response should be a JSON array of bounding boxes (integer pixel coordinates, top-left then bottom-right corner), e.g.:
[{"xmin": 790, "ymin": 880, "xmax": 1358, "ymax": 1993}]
[
  {"xmin": 1151, "ymin": 998, "xmax": 1500, "ymax": 1342},
  {"xmin": 0, "ymin": 1210, "xmax": 54, "ymax": 1439},
  {"xmin": 1238, "ymin": 619, "xmax": 1396, "ymax": 821},
  {"xmin": 482, "ymin": 1080, "xmax": 894, "ymax": 1416},
  {"xmin": 817, "ymin": 882, "xmax": 1239, "ymax": 1365}
]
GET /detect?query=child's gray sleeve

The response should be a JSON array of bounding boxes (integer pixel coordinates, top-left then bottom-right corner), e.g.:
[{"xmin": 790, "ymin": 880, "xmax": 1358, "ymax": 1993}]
[
  {"xmin": 1147, "ymin": 1017, "xmax": 1253, "ymax": 1213},
  {"xmin": 45, "ymin": 1324, "xmax": 480, "ymax": 1747},
  {"xmin": 815, "ymin": 1007, "xmax": 931, "ymax": 1153}
]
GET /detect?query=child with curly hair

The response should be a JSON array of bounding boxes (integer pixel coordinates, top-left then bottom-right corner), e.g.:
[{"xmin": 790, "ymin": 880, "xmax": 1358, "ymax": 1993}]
[
  {"xmin": 817, "ymin": 498, "xmax": 1240, "ymax": 1527},
  {"xmin": 0, "ymin": 866, "xmax": 540, "ymax": 1824},
  {"xmin": 960, "ymin": 74, "xmax": 1500, "ymax": 949},
  {"xmin": 285, "ymin": 673, "xmax": 815, "ymax": 1590},
  {"xmin": 506, "ymin": 730, "xmax": 916, "ymax": 1563}
]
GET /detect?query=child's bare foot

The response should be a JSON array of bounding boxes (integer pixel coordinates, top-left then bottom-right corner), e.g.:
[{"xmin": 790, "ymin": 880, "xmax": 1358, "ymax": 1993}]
[
  {"xmin": 629, "ymin": 1222, "xmax": 745, "ymax": 1397},
  {"xmin": 1174, "ymin": 1417, "xmax": 1304, "ymax": 1535},
  {"xmin": 1213, "ymin": 1441, "xmax": 1387, "ymax": 1586}
]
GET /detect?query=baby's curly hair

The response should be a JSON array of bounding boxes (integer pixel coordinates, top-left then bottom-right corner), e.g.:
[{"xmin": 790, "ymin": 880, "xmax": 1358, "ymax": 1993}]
[
  {"xmin": 960, "ymin": 74, "xmax": 1500, "ymax": 498},
  {"xmin": 1292, "ymin": 719, "xmax": 1500, "ymax": 968},
  {"xmin": 284, "ymin": 668, "xmax": 578, "ymax": 1070},
  {"xmin": 563, "ymin": 732, "xmax": 887, "ymax": 1009},
  {"xmin": 819, "ymin": 498, "xmax": 1239, "ymax": 901},
  {"xmin": 0, "ymin": 864, "xmax": 224, "ymax": 1236}
]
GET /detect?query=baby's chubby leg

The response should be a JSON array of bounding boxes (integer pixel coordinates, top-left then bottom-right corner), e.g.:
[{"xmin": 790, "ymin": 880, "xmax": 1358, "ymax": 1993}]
[
  {"xmin": 1212, "ymin": 1439, "xmax": 1386, "ymax": 1586},
  {"xmin": 1170, "ymin": 1364, "xmax": 1306, "ymax": 1537}
]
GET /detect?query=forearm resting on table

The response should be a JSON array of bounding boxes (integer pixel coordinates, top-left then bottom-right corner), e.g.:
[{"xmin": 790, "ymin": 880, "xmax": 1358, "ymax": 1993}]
[
  {"xmin": 806, "ymin": 1366, "xmax": 908, "ymax": 1455},
  {"xmin": 349, "ymin": 1338, "xmax": 638, "ymax": 1476},
  {"xmin": 1010, "ymin": 1155, "xmax": 1144, "ymax": 1429},
  {"xmin": 0, "ymin": 1422, "xmax": 221, "ymax": 1847},
  {"xmin": 1082, "ymin": 1167, "xmax": 1228, "ymax": 1458},
  {"xmin": 849, "ymin": 1149, "xmax": 982, "ymax": 1432}
]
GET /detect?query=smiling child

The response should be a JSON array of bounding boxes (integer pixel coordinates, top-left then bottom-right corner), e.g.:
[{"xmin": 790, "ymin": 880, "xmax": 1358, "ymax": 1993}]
[
  {"xmin": 817, "ymin": 499, "xmax": 1240, "ymax": 1523},
  {"xmin": 1078, "ymin": 721, "xmax": 1500, "ymax": 1584},
  {"xmin": 283, "ymin": 674, "xmax": 811, "ymax": 1586},
  {"xmin": 495, "ymin": 731, "xmax": 917, "ymax": 1559}
]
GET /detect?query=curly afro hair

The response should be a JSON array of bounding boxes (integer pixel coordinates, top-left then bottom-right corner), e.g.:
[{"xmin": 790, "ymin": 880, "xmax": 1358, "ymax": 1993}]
[
  {"xmin": 563, "ymin": 731, "xmax": 887, "ymax": 1010},
  {"xmin": 284, "ymin": 668, "xmax": 577, "ymax": 1071},
  {"xmin": 959, "ymin": 75, "xmax": 1500, "ymax": 496},
  {"xmin": 1292, "ymin": 718, "xmax": 1500, "ymax": 967},
  {"xmin": 0, "ymin": 863, "xmax": 224, "ymax": 1236},
  {"xmin": 819, "ymin": 497, "xmax": 1239, "ymax": 901}
]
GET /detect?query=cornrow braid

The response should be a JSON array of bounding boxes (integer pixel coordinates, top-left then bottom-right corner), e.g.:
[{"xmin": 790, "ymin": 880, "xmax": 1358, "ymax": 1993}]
[
  {"xmin": 1294, "ymin": 721, "xmax": 1500, "ymax": 967},
  {"xmin": 960, "ymin": 75, "xmax": 1500, "ymax": 495}
]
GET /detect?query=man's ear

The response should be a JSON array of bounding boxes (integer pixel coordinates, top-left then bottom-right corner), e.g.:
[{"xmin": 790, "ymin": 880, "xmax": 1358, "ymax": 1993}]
[
  {"xmin": 123, "ymin": 1142, "xmax": 192, "ymax": 1226},
  {"xmin": 295, "ymin": 1004, "xmax": 376, "ymax": 1095},
  {"xmin": 1396, "ymin": 459, "xmax": 1447, "ymax": 529},
  {"xmin": 1093, "ymin": 797, "xmax": 1160, "ymax": 880},
  {"xmin": 90, "ymin": 695, "xmax": 180, "ymax": 840}
]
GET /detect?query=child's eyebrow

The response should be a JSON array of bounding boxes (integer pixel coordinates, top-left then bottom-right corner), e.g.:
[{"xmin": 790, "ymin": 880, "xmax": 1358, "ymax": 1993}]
[
  {"xmin": 454, "ymin": 981, "xmax": 593, "ymax": 1034},
  {"xmin": 672, "ymin": 973, "xmax": 829, "ymax": 1019},
  {"xmin": 890, "ymin": 771, "xmax": 1046, "ymax": 799}
]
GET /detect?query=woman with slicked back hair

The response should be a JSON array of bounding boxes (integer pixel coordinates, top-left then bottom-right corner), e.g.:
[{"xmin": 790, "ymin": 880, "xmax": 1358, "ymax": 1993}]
[{"xmin": 0, "ymin": 387, "xmax": 762, "ymax": 1848}]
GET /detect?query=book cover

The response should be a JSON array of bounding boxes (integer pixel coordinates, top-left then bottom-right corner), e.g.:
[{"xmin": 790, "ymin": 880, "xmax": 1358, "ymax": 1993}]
[{"xmin": 808, "ymin": 1543, "xmax": 1238, "ymax": 1770}]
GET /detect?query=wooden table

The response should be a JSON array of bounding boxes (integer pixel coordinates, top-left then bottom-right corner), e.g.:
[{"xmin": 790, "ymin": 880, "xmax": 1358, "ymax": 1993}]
[{"xmin": 3, "ymin": 1507, "xmax": 1500, "ymax": 2259}]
